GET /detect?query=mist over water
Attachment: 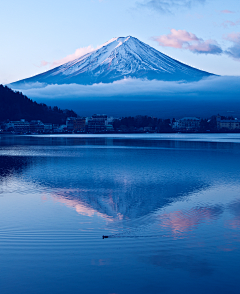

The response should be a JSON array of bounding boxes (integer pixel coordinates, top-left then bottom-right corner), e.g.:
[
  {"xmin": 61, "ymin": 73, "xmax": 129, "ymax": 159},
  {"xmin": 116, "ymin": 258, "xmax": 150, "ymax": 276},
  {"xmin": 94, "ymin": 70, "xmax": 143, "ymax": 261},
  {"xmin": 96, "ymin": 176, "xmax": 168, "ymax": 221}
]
[{"xmin": 0, "ymin": 134, "xmax": 240, "ymax": 294}]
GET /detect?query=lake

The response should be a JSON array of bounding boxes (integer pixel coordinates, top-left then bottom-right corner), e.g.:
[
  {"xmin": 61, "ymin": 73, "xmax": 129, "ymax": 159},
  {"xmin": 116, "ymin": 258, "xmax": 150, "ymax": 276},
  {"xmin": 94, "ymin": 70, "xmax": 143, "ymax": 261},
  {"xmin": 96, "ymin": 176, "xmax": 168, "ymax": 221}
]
[{"xmin": 0, "ymin": 134, "xmax": 240, "ymax": 294}]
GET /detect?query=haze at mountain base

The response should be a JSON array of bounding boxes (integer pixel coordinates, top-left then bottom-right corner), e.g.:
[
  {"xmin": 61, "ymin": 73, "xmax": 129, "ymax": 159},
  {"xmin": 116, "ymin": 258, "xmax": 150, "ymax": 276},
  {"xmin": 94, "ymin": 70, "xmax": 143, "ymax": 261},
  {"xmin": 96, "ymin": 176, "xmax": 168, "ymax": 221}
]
[
  {"xmin": 11, "ymin": 76, "xmax": 240, "ymax": 118},
  {"xmin": 37, "ymin": 98, "xmax": 240, "ymax": 119}
]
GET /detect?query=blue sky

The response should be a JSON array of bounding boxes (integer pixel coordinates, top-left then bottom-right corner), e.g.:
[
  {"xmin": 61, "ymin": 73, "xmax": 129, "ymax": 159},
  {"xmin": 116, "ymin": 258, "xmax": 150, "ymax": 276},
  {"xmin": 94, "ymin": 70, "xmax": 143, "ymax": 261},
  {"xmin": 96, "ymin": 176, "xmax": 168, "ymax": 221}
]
[{"xmin": 1, "ymin": 0, "xmax": 240, "ymax": 84}]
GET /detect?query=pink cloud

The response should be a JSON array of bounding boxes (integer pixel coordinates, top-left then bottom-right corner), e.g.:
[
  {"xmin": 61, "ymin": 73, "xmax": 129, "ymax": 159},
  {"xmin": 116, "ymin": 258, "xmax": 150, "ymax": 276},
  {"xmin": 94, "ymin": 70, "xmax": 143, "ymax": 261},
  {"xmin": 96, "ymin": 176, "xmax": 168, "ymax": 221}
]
[
  {"xmin": 158, "ymin": 206, "xmax": 223, "ymax": 236},
  {"xmin": 41, "ymin": 45, "xmax": 96, "ymax": 69},
  {"xmin": 224, "ymin": 32, "xmax": 240, "ymax": 42},
  {"xmin": 225, "ymin": 199, "xmax": 240, "ymax": 229},
  {"xmin": 51, "ymin": 191, "xmax": 112, "ymax": 219},
  {"xmin": 50, "ymin": 188, "xmax": 124, "ymax": 221},
  {"xmin": 40, "ymin": 60, "xmax": 50, "ymax": 66},
  {"xmin": 226, "ymin": 218, "xmax": 240, "ymax": 229},
  {"xmin": 153, "ymin": 29, "xmax": 222, "ymax": 54},
  {"xmin": 221, "ymin": 20, "xmax": 240, "ymax": 28},
  {"xmin": 224, "ymin": 32, "xmax": 240, "ymax": 60},
  {"xmin": 221, "ymin": 10, "xmax": 234, "ymax": 14},
  {"xmin": 153, "ymin": 29, "xmax": 198, "ymax": 49}
]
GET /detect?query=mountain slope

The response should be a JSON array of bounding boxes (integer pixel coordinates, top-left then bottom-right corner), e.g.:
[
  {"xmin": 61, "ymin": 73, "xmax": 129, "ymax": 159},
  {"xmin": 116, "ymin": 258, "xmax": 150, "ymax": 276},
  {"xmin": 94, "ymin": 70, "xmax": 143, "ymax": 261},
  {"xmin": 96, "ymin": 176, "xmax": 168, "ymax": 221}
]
[{"xmin": 11, "ymin": 36, "xmax": 213, "ymax": 86}]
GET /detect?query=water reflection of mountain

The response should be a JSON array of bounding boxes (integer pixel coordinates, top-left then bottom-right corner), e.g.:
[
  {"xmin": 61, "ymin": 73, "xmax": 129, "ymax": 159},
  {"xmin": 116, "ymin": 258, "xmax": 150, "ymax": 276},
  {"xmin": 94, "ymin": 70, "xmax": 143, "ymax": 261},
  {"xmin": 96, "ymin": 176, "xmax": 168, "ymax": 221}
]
[
  {"xmin": 50, "ymin": 179, "xmax": 209, "ymax": 221},
  {"xmin": 0, "ymin": 154, "xmax": 210, "ymax": 221},
  {"xmin": 1, "ymin": 135, "xmax": 240, "ymax": 223},
  {"xmin": 18, "ymin": 147, "xmax": 237, "ymax": 221}
]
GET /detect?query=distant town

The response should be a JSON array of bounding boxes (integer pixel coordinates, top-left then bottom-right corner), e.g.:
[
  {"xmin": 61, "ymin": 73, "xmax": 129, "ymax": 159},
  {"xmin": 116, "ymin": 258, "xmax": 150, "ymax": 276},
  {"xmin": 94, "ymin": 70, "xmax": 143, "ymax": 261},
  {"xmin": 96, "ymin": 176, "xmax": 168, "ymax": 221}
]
[
  {"xmin": 1, "ymin": 114, "xmax": 240, "ymax": 134},
  {"xmin": 1, "ymin": 84, "xmax": 240, "ymax": 134}
]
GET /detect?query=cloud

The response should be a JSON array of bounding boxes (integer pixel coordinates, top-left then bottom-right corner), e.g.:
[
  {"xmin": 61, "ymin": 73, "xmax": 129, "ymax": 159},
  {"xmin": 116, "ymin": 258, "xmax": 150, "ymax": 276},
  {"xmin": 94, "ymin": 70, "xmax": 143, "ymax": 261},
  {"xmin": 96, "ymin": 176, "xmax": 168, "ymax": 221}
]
[
  {"xmin": 40, "ymin": 60, "xmax": 50, "ymax": 67},
  {"xmin": 224, "ymin": 32, "xmax": 240, "ymax": 60},
  {"xmin": 225, "ymin": 32, "xmax": 240, "ymax": 43},
  {"xmin": 40, "ymin": 46, "xmax": 96, "ymax": 69},
  {"xmin": 221, "ymin": 19, "xmax": 240, "ymax": 28},
  {"xmin": 226, "ymin": 199, "xmax": 240, "ymax": 230},
  {"xmin": 158, "ymin": 205, "xmax": 223, "ymax": 235},
  {"xmin": 11, "ymin": 76, "xmax": 240, "ymax": 101},
  {"xmin": 51, "ymin": 190, "xmax": 114, "ymax": 220},
  {"xmin": 221, "ymin": 10, "xmax": 234, "ymax": 14},
  {"xmin": 138, "ymin": 0, "xmax": 206, "ymax": 13},
  {"xmin": 152, "ymin": 29, "xmax": 223, "ymax": 54}
]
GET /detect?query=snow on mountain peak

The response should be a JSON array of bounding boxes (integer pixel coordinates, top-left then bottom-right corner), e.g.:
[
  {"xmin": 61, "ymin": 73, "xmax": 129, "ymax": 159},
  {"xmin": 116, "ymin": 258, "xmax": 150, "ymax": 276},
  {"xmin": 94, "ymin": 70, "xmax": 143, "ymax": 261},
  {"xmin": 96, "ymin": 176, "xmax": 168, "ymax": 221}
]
[
  {"xmin": 11, "ymin": 36, "xmax": 212, "ymax": 86},
  {"xmin": 100, "ymin": 36, "xmax": 131, "ymax": 48}
]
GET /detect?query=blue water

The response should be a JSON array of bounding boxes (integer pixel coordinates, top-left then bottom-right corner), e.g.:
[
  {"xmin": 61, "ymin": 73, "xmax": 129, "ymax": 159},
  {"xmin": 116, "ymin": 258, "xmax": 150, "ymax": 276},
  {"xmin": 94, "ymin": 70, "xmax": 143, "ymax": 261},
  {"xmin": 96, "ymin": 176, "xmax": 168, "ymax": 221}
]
[{"xmin": 0, "ymin": 134, "xmax": 240, "ymax": 294}]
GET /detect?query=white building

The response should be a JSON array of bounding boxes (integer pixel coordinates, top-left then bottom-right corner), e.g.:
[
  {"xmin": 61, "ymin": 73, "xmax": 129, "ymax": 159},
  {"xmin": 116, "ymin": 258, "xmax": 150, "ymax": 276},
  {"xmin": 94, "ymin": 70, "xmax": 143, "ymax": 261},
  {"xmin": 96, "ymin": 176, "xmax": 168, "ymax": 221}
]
[
  {"xmin": 177, "ymin": 117, "xmax": 200, "ymax": 130},
  {"xmin": 6, "ymin": 119, "xmax": 30, "ymax": 132}
]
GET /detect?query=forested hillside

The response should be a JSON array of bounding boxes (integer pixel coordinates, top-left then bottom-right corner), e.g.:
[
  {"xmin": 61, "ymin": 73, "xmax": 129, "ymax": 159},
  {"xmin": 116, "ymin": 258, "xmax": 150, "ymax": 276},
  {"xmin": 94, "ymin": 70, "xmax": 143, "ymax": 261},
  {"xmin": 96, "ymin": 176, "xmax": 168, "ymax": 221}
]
[{"xmin": 0, "ymin": 85, "xmax": 77, "ymax": 123}]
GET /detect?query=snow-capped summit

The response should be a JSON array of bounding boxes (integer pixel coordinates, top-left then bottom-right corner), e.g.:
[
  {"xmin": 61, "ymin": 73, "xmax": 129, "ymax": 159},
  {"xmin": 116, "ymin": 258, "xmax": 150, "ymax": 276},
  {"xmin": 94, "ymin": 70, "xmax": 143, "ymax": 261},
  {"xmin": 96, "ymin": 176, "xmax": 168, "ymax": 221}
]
[{"xmin": 12, "ymin": 36, "xmax": 212, "ymax": 86}]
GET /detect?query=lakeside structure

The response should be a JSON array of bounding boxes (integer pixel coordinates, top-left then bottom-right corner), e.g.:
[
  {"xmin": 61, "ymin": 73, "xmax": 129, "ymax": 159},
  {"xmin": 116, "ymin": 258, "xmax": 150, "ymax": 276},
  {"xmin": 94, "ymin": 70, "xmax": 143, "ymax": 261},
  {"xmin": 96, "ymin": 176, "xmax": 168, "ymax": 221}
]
[
  {"xmin": 173, "ymin": 117, "xmax": 200, "ymax": 131},
  {"xmin": 1, "ymin": 114, "xmax": 240, "ymax": 134},
  {"xmin": 1, "ymin": 114, "xmax": 114, "ymax": 134},
  {"xmin": 216, "ymin": 116, "xmax": 240, "ymax": 130}
]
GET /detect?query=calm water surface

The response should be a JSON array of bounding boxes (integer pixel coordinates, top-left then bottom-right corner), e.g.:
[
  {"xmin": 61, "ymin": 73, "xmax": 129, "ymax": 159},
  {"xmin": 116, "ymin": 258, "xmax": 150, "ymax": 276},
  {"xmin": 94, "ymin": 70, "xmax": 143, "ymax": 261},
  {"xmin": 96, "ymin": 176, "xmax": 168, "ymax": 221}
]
[{"xmin": 0, "ymin": 134, "xmax": 240, "ymax": 294}]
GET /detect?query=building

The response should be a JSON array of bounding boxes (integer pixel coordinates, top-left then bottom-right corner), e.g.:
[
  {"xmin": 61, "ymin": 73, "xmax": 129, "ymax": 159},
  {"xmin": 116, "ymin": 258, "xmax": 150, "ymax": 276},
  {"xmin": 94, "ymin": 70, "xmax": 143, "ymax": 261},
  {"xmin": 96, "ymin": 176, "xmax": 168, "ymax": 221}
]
[
  {"xmin": 216, "ymin": 116, "xmax": 240, "ymax": 130},
  {"xmin": 54, "ymin": 125, "xmax": 67, "ymax": 132},
  {"xmin": 172, "ymin": 120, "xmax": 179, "ymax": 129},
  {"xmin": 52, "ymin": 124, "xmax": 60, "ymax": 131},
  {"xmin": 6, "ymin": 119, "xmax": 30, "ymax": 132},
  {"xmin": 87, "ymin": 114, "xmax": 107, "ymax": 132},
  {"xmin": 30, "ymin": 120, "xmax": 44, "ymax": 133},
  {"xmin": 177, "ymin": 117, "xmax": 200, "ymax": 131},
  {"xmin": 44, "ymin": 123, "xmax": 53, "ymax": 132},
  {"xmin": 74, "ymin": 117, "xmax": 86, "ymax": 132},
  {"xmin": 66, "ymin": 117, "xmax": 76, "ymax": 131},
  {"xmin": 105, "ymin": 116, "xmax": 114, "ymax": 131}
]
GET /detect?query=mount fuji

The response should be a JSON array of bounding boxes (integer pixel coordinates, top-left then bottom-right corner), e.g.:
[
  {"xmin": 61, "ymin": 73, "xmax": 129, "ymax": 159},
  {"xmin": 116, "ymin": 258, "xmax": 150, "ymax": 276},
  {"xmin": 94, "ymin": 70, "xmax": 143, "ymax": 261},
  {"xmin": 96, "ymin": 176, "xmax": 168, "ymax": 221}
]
[{"xmin": 11, "ymin": 36, "xmax": 213, "ymax": 87}]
